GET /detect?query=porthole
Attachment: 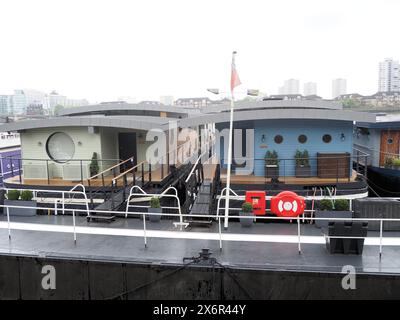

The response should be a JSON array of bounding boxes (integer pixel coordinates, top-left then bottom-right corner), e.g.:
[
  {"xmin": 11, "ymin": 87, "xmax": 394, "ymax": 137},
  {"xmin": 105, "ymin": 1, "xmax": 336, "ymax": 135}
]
[
  {"xmin": 274, "ymin": 135, "xmax": 283, "ymax": 144},
  {"xmin": 322, "ymin": 134, "xmax": 332, "ymax": 143},
  {"xmin": 298, "ymin": 134, "xmax": 307, "ymax": 144},
  {"xmin": 46, "ymin": 132, "xmax": 75, "ymax": 163},
  {"xmin": 388, "ymin": 138, "xmax": 394, "ymax": 144}
]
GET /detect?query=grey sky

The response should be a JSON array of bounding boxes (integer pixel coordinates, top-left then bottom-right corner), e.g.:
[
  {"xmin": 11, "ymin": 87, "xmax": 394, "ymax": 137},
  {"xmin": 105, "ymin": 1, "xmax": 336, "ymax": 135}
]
[{"xmin": 0, "ymin": 0, "xmax": 399, "ymax": 102}]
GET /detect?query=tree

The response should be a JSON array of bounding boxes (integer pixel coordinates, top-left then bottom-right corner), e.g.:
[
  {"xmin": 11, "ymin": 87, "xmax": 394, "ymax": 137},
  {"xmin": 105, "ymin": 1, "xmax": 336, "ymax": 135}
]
[{"xmin": 53, "ymin": 104, "xmax": 64, "ymax": 116}]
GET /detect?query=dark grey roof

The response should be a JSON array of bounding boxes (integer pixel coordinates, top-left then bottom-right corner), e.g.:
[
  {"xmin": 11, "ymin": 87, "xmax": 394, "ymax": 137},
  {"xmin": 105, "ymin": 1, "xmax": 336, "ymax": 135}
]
[
  {"xmin": 181, "ymin": 107, "xmax": 376, "ymax": 127},
  {"xmin": 0, "ymin": 115, "xmax": 175, "ymax": 132},
  {"xmin": 201, "ymin": 100, "xmax": 343, "ymax": 114},
  {"xmin": 59, "ymin": 102, "xmax": 196, "ymax": 117}
]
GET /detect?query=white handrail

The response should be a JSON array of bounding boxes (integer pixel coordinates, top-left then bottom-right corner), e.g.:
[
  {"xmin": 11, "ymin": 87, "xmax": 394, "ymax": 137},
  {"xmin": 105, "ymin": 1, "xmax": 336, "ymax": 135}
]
[
  {"xmin": 125, "ymin": 185, "xmax": 186, "ymax": 229},
  {"xmin": 2, "ymin": 186, "xmax": 90, "ymax": 217},
  {"xmin": 0, "ymin": 202, "xmax": 397, "ymax": 260}
]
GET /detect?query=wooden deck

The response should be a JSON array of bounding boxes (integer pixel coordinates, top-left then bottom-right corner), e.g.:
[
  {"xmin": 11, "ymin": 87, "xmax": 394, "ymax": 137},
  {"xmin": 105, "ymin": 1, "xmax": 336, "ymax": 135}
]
[
  {"xmin": 221, "ymin": 169, "xmax": 358, "ymax": 185},
  {"xmin": 3, "ymin": 167, "xmax": 165, "ymax": 187}
]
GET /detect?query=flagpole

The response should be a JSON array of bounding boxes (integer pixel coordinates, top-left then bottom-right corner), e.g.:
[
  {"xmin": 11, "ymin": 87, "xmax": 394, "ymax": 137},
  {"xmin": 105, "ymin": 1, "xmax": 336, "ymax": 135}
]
[{"xmin": 224, "ymin": 51, "xmax": 236, "ymax": 229}]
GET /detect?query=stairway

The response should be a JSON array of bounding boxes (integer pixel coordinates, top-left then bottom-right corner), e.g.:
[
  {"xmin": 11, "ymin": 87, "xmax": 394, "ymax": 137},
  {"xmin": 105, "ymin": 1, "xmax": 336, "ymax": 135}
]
[{"xmin": 188, "ymin": 181, "xmax": 213, "ymax": 227}]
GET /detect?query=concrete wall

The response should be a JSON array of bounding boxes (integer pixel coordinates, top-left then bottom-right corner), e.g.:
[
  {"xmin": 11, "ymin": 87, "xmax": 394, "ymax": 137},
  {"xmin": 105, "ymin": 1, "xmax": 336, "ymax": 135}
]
[{"xmin": 20, "ymin": 127, "xmax": 102, "ymax": 178}]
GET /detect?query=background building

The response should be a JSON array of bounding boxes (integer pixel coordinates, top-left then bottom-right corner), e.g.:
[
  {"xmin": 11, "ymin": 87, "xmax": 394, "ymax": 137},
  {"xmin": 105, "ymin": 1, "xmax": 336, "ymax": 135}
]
[
  {"xmin": 278, "ymin": 79, "xmax": 300, "ymax": 95},
  {"xmin": 0, "ymin": 95, "xmax": 13, "ymax": 116},
  {"xmin": 13, "ymin": 89, "xmax": 46, "ymax": 115},
  {"xmin": 303, "ymin": 82, "xmax": 317, "ymax": 96},
  {"xmin": 175, "ymin": 97, "xmax": 211, "ymax": 108},
  {"xmin": 332, "ymin": 78, "xmax": 347, "ymax": 99},
  {"xmin": 379, "ymin": 58, "xmax": 400, "ymax": 93},
  {"xmin": 160, "ymin": 95, "xmax": 174, "ymax": 106}
]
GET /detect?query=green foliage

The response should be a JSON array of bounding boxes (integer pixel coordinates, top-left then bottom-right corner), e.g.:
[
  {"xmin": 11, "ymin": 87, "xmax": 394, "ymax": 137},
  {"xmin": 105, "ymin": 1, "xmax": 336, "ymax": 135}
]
[
  {"xmin": 294, "ymin": 150, "xmax": 310, "ymax": 167},
  {"xmin": 265, "ymin": 150, "xmax": 279, "ymax": 166},
  {"xmin": 7, "ymin": 190, "xmax": 21, "ymax": 201},
  {"xmin": 241, "ymin": 202, "xmax": 253, "ymax": 213},
  {"xmin": 319, "ymin": 199, "xmax": 333, "ymax": 211},
  {"xmin": 53, "ymin": 104, "xmax": 64, "ymax": 116},
  {"xmin": 150, "ymin": 197, "xmax": 161, "ymax": 208},
  {"xmin": 319, "ymin": 199, "xmax": 350, "ymax": 211},
  {"xmin": 20, "ymin": 190, "xmax": 34, "ymax": 201},
  {"xmin": 393, "ymin": 158, "xmax": 400, "ymax": 167},
  {"xmin": 89, "ymin": 152, "xmax": 100, "ymax": 176},
  {"xmin": 334, "ymin": 199, "xmax": 350, "ymax": 211},
  {"xmin": 385, "ymin": 157, "xmax": 394, "ymax": 167}
]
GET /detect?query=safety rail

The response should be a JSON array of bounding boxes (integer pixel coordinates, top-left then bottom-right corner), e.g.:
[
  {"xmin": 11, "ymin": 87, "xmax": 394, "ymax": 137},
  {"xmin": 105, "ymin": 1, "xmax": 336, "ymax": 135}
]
[
  {"xmin": 216, "ymin": 187, "xmax": 368, "ymax": 229},
  {"xmin": 2, "ymin": 185, "xmax": 90, "ymax": 217},
  {"xmin": 1, "ymin": 200, "xmax": 399, "ymax": 261},
  {"xmin": 2, "ymin": 156, "xmax": 121, "ymax": 185},
  {"xmin": 125, "ymin": 185, "xmax": 188, "ymax": 236},
  {"xmin": 221, "ymin": 152, "xmax": 368, "ymax": 183},
  {"xmin": 87, "ymin": 156, "xmax": 134, "ymax": 181}
]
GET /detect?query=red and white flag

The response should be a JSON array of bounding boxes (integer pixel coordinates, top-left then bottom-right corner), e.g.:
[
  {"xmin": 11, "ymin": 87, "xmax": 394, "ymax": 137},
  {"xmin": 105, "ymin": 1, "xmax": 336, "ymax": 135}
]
[{"xmin": 230, "ymin": 51, "xmax": 241, "ymax": 92}]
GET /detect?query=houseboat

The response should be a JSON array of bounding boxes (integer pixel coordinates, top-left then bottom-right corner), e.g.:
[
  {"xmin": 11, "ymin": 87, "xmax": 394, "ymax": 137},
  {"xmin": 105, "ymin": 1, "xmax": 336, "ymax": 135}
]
[
  {"xmin": 0, "ymin": 99, "xmax": 374, "ymax": 220},
  {"xmin": 354, "ymin": 113, "xmax": 400, "ymax": 196}
]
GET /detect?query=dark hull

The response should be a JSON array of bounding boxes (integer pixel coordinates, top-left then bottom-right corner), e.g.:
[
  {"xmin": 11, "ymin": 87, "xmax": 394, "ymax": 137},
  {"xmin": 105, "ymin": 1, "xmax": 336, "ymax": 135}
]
[{"xmin": 367, "ymin": 166, "xmax": 400, "ymax": 197}]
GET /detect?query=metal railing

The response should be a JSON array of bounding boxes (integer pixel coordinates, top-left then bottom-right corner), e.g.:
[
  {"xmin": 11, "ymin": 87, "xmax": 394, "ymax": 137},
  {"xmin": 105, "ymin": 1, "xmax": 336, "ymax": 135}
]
[
  {"xmin": 1, "ymin": 198, "xmax": 398, "ymax": 261},
  {"xmin": 1, "ymin": 156, "xmax": 121, "ymax": 185},
  {"xmin": 221, "ymin": 152, "xmax": 368, "ymax": 183}
]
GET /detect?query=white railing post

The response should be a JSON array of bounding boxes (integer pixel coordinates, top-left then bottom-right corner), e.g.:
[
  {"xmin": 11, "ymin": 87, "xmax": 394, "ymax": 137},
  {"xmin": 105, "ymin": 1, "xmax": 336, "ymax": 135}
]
[
  {"xmin": 62, "ymin": 191, "xmax": 65, "ymax": 215},
  {"xmin": 218, "ymin": 216, "xmax": 222, "ymax": 251},
  {"xmin": 6, "ymin": 206, "xmax": 11, "ymax": 240},
  {"xmin": 297, "ymin": 216, "xmax": 301, "ymax": 255},
  {"xmin": 72, "ymin": 210, "xmax": 77, "ymax": 244},
  {"xmin": 143, "ymin": 211, "xmax": 147, "ymax": 248},
  {"xmin": 379, "ymin": 219, "xmax": 383, "ymax": 260}
]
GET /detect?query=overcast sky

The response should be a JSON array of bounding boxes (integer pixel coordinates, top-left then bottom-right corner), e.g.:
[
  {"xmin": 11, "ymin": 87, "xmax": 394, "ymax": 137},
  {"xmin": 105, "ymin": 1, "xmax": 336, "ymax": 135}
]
[{"xmin": 0, "ymin": 0, "xmax": 399, "ymax": 103}]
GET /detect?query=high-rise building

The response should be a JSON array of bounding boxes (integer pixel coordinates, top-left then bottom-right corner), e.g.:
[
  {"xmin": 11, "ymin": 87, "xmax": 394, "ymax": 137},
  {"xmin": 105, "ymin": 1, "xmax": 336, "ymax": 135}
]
[
  {"xmin": 332, "ymin": 79, "xmax": 347, "ymax": 99},
  {"xmin": 0, "ymin": 95, "xmax": 13, "ymax": 116},
  {"xmin": 13, "ymin": 89, "xmax": 46, "ymax": 115},
  {"xmin": 379, "ymin": 58, "xmax": 400, "ymax": 92},
  {"xmin": 160, "ymin": 95, "xmax": 174, "ymax": 106},
  {"xmin": 278, "ymin": 79, "xmax": 300, "ymax": 95},
  {"xmin": 44, "ymin": 91, "xmax": 67, "ymax": 109},
  {"xmin": 303, "ymin": 82, "xmax": 317, "ymax": 96}
]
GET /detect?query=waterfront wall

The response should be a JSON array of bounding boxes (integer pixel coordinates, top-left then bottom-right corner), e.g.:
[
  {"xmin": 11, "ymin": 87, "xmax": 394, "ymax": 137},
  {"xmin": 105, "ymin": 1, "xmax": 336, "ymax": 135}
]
[{"xmin": 0, "ymin": 255, "xmax": 399, "ymax": 300}]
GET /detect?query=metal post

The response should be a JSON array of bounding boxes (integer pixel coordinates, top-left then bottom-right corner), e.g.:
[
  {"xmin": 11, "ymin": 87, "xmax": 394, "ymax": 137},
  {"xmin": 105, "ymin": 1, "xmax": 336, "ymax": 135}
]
[
  {"xmin": 72, "ymin": 210, "xmax": 77, "ymax": 244},
  {"xmin": 6, "ymin": 206, "xmax": 11, "ymax": 240},
  {"xmin": 336, "ymin": 158, "xmax": 339, "ymax": 183},
  {"xmin": 62, "ymin": 192, "xmax": 65, "ymax": 215},
  {"xmin": 10, "ymin": 156, "xmax": 14, "ymax": 177},
  {"xmin": 297, "ymin": 216, "xmax": 301, "ymax": 254},
  {"xmin": 379, "ymin": 219, "xmax": 383, "ymax": 260},
  {"xmin": 141, "ymin": 163, "xmax": 144, "ymax": 184},
  {"xmin": 80, "ymin": 160, "xmax": 83, "ymax": 183},
  {"xmin": 143, "ymin": 211, "xmax": 147, "ymax": 248},
  {"xmin": 18, "ymin": 158, "xmax": 22, "ymax": 184},
  {"xmin": 46, "ymin": 160, "xmax": 50, "ymax": 185},
  {"xmin": 218, "ymin": 216, "xmax": 222, "ymax": 251}
]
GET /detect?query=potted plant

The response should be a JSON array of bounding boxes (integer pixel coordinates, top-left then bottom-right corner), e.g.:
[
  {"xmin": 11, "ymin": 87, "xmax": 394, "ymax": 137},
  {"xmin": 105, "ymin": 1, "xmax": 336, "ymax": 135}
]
[
  {"xmin": 295, "ymin": 150, "xmax": 311, "ymax": 178},
  {"xmin": 384, "ymin": 157, "xmax": 394, "ymax": 168},
  {"xmin": 315, "ymin": 199, "xmax": 352, "ymax": 228},
  {"xmin": 90, "ymin": 152, "xmax": 100, "ymax": 177},
  {"xmin": 148, "ymin": 196, "xmax": 162, "ymax": 222},
  {"xmin": 392, "ymin": 158, "xmax": 400, "ymax": 169},
  {"xmin": 265, "ymin": 150, "xmax": 279, "ymax": 179},
  {"xmin": 239, "ymin": 202, "xmax": 254, "ymax": 227},
  {"xmin": 4, "ymin": 189, "xmax": 37, "ymax": 216}
]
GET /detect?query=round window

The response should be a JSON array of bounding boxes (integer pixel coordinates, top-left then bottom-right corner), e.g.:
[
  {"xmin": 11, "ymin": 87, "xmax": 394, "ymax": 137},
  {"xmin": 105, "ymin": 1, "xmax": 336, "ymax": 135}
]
[
  {"xmin": 298, "ymin": 134, "xmax": 307, "ymax": 144},
  {"xmin": 46, "ymin": 132, "xmax": 75, "ymax": 163},
  {"xmin": 388, "ymin": 138, "xmax": 394, "ymax": 144},
  {"xmin": 322, "ymin": 134, "xmax": 332, "ymax": 143},
  {"xmin": 274, "ymin": 135, "xmax": 283, "ymax": 144}
]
